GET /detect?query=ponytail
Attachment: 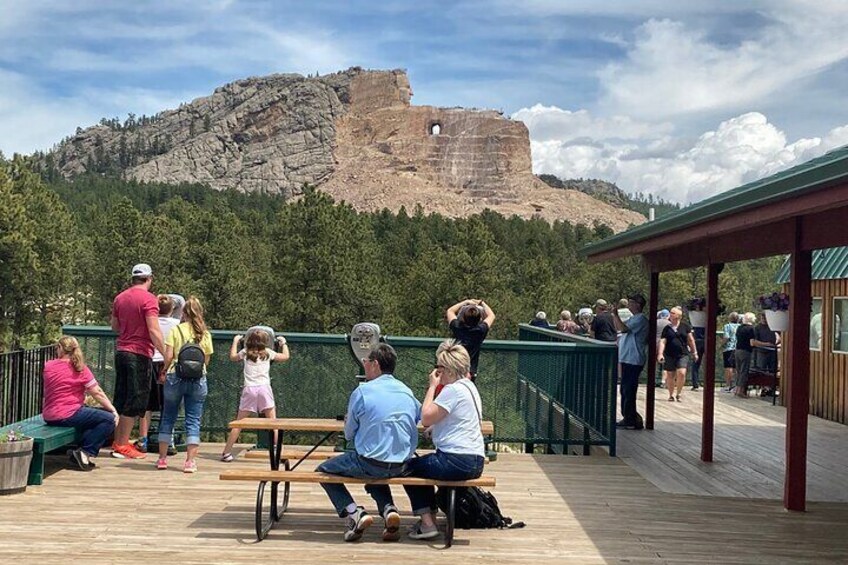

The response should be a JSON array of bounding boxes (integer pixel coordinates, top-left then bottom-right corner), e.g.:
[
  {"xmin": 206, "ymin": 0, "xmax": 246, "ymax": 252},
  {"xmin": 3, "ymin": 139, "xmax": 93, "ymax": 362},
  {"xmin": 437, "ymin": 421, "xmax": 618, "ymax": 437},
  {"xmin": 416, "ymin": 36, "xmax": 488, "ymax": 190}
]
[{"xmin": 57, "ymin": 336, "xmax": 86, "ymax": 373}]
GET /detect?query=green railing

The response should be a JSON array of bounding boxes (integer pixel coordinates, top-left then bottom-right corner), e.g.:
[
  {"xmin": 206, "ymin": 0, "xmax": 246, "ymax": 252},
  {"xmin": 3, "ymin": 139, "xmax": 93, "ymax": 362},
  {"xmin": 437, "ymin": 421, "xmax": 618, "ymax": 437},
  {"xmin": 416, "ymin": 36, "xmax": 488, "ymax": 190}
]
[
  {"xmin": 517, "ymin": 324, "xmax": 618, "ymax": 456},
  {"xmin": 63, "ymin": 325, "xmax": 616, "ymax": 455}
]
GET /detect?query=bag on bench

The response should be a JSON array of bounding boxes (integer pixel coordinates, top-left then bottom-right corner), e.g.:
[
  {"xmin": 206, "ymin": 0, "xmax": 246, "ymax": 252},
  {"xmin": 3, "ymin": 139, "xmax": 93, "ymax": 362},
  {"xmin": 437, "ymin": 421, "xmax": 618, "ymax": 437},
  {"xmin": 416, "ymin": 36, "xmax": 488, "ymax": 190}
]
[{"xmin": 437, "ymin": 486, "xmax": 524, "ymax": 529}]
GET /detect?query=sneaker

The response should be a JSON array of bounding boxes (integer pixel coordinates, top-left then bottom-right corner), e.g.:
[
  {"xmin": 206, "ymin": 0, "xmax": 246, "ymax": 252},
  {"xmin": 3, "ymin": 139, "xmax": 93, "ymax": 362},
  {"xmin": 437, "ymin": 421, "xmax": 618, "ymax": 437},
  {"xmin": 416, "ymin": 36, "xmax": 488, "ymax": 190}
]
[
  {"xmin": 111, "ymin": 443, "xmax": 147, "ymax": 459},
  {"xmin": 676, "ymin": 395, "xmax": 682, "ymax": 402},
  {"xmin": 615, "ymin": 419, "xmax": 636, "ymax": 429},
  {"xmin": 167, "ymin": 442, "xmax": 178, "ymax": 456},
  {"xmin": 183, "ymin": 459, "xmax": 197, "ymax": 474},
  {"xmin": 408, "ymin": 519, "xmax": 439, "ymax": 540},
  {"xmin": 691, "ymin": 386, "xmax": 700, "ymax": 391},
  {"xmin": 382, "ymin": 505, "xmax": 401, "ymax": 542},
  {"xmin": 134, "ymin": 437, "xmax": 148, "ymax": 453},
  {"xmin": 156, "ymin": 457, "xmax": 168, "ymax": 470},
  {"xmin": 343, "ymin": 507, "xmax": 373, "ymax": 542},
  {"xmin": 220, "ymin": 452, "xmax": 234, "ymax": 463}
]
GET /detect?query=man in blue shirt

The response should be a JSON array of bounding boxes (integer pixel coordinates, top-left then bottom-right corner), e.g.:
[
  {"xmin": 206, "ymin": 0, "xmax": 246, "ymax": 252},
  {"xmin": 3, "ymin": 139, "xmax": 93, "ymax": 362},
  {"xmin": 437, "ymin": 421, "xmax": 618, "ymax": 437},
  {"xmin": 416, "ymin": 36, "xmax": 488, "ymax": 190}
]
[
  {"xmin": 613, "ymin": 293, "xmax": 649, "ymax": 430},
  {"xmin": 317, "ymin": 343, "xmax": 421, "ymax": 542}
]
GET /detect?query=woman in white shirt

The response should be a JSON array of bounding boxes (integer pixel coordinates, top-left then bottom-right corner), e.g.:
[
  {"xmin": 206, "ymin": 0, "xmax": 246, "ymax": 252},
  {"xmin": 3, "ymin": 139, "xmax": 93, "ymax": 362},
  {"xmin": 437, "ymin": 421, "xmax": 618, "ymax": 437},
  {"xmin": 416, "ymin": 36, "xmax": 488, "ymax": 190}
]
[{"xmin": 404, "ymin": 339, "xmax": 485, "ymax": 540}]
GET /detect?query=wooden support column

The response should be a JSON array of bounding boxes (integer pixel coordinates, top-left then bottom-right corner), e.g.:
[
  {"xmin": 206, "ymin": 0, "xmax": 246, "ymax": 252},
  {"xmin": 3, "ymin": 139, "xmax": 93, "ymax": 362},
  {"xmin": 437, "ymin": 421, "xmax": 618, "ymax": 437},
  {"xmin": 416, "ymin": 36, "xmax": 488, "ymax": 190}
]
[
  {"xmin": 785, "ymin": 219, "xmax": 811, "ymax": 511},
  {"xmin": 646, "ymin": 270, "xmax": 659, "ymax": 430},
  {"xmin": 701, "ymin": 262, "xmax": 722, "ymax": 462}
]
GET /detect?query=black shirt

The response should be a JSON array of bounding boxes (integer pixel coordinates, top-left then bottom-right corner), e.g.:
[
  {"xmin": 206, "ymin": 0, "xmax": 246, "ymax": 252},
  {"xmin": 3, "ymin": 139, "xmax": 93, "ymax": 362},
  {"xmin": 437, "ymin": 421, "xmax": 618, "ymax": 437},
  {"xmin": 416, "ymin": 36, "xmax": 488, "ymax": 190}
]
[
  {"xmin": 449, "ymin": 319, "xmax": 490, "ymax": 374},
  {"xmin": 590, "ymin": 312, "xmax": 617, "ymax": 342},
  {"xmin": 661, "ymin": 323, "xmax": 692, "ymax": 358},
  {"xmin": 754, "ymin": 324, "xmax": 777, "ymax": 345},
  {"xmin": 736, "ymin": 325, "xmax": 755, "ymax": 352}
]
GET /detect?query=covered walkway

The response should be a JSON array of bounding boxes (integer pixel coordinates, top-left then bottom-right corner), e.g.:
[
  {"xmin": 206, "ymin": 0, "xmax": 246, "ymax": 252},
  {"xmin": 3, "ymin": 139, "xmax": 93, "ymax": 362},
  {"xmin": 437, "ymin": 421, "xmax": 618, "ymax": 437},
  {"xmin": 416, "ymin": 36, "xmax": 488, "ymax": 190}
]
[{"xmin": 617, "ymin": 387, "xmax": 848, "ymax": 502}]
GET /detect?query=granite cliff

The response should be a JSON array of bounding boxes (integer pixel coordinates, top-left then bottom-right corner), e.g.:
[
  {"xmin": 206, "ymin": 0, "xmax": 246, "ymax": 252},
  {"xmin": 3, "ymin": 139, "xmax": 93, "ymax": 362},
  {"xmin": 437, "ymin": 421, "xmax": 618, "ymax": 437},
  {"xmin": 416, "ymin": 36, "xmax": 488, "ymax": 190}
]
[{"xmin": 48, "ymin": 68, "xmax": 644, "ymax": 231}]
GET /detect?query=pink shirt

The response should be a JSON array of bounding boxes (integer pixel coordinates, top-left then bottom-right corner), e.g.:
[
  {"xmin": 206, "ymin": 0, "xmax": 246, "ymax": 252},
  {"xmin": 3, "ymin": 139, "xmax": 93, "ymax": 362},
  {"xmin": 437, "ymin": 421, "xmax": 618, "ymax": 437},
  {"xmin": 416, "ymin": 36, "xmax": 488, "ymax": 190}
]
[
  {"xmin": 112, "ymin": 285, "xmax": 159, "ymax": 357},
  {"xmin": 42, "ymin": 359, "xmax": 98, "ymax": 421}
]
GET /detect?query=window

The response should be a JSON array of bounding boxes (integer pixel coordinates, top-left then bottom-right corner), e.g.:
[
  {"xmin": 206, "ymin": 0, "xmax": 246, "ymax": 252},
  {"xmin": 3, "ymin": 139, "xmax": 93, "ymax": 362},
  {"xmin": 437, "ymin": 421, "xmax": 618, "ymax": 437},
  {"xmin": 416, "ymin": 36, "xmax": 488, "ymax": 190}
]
[
  {"xmin": 810, "ymin": 298, "xmax": 823, "ymax": 351},
  {"xmin": 429, "ymin": 123, "xmax": 441, "ymax": 135},
  {"xmin": 835, "ymin": 297, "xmax": 848, "ymax": 354}
]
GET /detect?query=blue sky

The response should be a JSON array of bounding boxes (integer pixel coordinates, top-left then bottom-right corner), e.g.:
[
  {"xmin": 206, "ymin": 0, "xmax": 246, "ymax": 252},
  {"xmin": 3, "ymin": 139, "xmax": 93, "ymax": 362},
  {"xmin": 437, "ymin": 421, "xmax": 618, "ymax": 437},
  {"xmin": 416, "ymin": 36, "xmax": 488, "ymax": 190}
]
[{"xmin": 2, "ymin": 0, "xmax": 848, "ymax": 203}]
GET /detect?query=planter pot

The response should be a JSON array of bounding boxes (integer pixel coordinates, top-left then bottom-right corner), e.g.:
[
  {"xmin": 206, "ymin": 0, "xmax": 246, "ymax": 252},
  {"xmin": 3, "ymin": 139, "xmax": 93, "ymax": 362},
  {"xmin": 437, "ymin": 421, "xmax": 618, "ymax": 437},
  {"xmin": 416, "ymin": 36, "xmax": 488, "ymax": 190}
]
[
  {"xmin": 688, "ymin": 310, "xmax": 707, "ymax": 328},
  {"xmin": 765, "ymin": 310, "xmax": 789, "ymax": 332},
  {"xmin": 0, "ymin": 438, "xmax": 34, "ymax": 495}
]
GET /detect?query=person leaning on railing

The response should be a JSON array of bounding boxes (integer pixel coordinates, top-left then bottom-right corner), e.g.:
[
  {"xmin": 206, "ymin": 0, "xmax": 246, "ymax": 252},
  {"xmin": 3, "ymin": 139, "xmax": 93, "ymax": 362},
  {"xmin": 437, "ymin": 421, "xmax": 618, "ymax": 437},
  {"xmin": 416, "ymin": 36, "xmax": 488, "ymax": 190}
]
[
  {"xmin": 43, "ymin": 336, "xmax": 120, "ymax": 471},
  {"xmin": 156, "ymin": 296, "xmax": 213, "ymax": 473},
  {"xmin": 402, "ymin": 339, "xmax": 486, "ymax": 541}
]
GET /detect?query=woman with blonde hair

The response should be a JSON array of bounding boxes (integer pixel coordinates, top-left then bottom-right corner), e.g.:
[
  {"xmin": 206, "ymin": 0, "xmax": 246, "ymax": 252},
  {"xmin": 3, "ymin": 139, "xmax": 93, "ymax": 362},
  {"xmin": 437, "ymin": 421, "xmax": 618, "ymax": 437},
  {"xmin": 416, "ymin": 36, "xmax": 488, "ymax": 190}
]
[
  {"xmin": 403, "ymin": 339, "xmax": 485, "ymax": 540},
  {"xmin": 157, "ymin": 296, "xmax": 213, "ymax": 473},
  {"xmin": 43, "ymin": 336, "xmax": 120, "ymax": 471}
]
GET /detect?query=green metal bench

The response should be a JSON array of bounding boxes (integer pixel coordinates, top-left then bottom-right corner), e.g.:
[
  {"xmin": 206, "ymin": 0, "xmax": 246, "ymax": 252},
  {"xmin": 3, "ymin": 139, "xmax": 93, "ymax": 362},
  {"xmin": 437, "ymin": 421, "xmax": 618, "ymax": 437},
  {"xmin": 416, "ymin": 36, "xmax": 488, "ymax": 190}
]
[{"xmin": 0, "ymin": 415, "xmax": 81, "ymax": 485}]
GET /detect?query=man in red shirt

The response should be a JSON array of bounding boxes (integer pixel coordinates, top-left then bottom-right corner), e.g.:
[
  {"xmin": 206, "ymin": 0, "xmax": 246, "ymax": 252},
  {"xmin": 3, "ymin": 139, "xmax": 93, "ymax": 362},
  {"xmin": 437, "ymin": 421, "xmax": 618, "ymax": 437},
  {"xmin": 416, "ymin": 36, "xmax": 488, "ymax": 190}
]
[{"xmin": 110, "ymin": 264, "xmax": 166, "ymax": 459}]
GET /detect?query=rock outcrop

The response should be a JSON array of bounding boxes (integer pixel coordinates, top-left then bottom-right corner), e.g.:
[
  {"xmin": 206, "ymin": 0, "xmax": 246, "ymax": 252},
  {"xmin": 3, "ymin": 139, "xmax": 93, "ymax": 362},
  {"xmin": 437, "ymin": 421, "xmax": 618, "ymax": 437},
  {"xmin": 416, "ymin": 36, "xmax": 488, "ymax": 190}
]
[{"xmin": 48, "ymin": 68, "xmax": 644, "ymax": 231}]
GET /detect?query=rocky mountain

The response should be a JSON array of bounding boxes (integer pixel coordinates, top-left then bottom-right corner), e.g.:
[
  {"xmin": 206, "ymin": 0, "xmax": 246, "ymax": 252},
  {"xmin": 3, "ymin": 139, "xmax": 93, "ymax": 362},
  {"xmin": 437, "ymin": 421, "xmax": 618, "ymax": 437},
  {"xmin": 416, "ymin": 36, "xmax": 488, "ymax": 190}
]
[{"xmin": 46, "ymin": 68, "xmax": 644, "ymax": 231}]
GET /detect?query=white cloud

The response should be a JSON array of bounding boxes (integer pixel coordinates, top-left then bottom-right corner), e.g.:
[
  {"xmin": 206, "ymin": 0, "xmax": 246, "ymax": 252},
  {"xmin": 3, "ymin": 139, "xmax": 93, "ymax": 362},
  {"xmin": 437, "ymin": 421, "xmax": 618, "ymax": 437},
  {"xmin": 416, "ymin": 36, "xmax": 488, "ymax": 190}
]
[
  {"xmin": 598, "ymin": 8, "xmax": 848, "ymax": 121},
  {"xmin": 0, "ymin": 70, "xmax": 198, "ymax": 155},
  {"xmin": 515, "ymin": 105, "xmax": 848, "ymax": 204}
]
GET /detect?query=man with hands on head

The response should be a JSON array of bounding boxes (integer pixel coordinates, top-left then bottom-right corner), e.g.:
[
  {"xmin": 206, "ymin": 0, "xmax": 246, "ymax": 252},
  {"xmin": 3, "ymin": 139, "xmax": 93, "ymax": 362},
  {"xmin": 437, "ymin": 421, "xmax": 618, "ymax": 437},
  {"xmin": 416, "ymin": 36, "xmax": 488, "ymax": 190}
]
[{"xmin": 446, "ymin": 298, "xmax": 496, "ymax": 381}]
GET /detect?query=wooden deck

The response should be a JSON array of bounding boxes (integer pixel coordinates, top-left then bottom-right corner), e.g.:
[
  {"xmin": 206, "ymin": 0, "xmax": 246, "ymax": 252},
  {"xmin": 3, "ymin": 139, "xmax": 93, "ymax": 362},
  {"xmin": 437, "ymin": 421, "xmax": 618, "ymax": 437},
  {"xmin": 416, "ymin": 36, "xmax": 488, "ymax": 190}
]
[
  {"xmin": 3, "ymin": 444, "xmax": 848, "ymax": 563},
  {"xmin": 617, "ymin": 385, "xmax": 848, "ymax": 502}
]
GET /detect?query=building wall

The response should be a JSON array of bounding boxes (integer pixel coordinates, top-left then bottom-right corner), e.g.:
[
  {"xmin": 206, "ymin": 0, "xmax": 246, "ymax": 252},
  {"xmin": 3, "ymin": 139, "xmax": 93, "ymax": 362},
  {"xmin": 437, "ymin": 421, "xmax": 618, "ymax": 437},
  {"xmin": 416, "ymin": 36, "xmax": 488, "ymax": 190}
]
[{"xmin": 781, "ymin": 279, "xmax": 848, "ymax": 424}]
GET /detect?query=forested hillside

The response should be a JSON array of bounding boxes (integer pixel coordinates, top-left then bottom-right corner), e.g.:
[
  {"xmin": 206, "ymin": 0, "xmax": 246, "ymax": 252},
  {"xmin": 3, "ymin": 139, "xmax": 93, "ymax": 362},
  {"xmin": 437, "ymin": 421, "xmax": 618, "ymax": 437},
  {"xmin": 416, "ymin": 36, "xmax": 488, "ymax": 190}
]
[{"xmin": 1, "ymin": 155, "xmax": 782, "ymax": 349}]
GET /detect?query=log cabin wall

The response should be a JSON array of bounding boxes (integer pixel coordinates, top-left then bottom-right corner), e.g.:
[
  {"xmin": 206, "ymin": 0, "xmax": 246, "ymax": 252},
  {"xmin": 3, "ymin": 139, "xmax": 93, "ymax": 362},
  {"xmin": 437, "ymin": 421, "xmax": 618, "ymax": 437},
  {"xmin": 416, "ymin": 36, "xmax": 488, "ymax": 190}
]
[{"xmin": 781, "ymin": 279, "xmax": 848, "ymax": 424}]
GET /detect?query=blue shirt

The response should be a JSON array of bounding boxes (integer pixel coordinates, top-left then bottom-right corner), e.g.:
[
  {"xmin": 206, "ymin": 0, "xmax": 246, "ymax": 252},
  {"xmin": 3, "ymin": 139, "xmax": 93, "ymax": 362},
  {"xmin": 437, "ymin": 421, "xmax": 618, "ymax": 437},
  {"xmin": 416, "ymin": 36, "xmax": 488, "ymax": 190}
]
[
  {"xmin": 619, "ymin": 313, "xmax": 648, "ymax": 366},
  {"xmin": 723, "ymin": 323, "xmax": 739, "ymax": 351},
  {"xmin": 344, "ymin": 374, "xmax": 421, "ymax": 463}
]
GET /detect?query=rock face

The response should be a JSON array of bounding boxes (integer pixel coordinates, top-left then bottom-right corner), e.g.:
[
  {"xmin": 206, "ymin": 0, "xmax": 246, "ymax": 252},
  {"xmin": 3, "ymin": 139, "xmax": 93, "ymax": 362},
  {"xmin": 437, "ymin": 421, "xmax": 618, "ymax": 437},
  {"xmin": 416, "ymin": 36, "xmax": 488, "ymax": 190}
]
[{"xmin": 48, "ymin": 68, "xmax": 644, "ymax": 231}]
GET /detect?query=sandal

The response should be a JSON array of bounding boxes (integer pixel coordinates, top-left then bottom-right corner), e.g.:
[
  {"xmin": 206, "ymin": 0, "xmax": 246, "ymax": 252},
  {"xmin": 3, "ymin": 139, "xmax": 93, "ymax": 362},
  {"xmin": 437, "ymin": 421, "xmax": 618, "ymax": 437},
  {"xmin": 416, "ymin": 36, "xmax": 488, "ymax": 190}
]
[
  {"xmin": 220, "ymin": 453, "xmax": 234, "ymax": 462},
  {"xmin": 668, "ymin": 396, "xmax": 675, "ymax": 401}
]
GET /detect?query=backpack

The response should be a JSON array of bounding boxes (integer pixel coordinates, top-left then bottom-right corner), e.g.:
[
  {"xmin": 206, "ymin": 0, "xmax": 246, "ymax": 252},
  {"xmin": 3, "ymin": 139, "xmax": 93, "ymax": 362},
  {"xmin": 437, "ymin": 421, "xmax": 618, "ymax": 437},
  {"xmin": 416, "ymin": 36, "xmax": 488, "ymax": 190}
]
[
  {"xmin": 175, "ymin": 325, "xmax": 206, "ymax": 381},
  {"xmin": 437, "ymin": 486, "xmax": 524, "ymax": 529}
]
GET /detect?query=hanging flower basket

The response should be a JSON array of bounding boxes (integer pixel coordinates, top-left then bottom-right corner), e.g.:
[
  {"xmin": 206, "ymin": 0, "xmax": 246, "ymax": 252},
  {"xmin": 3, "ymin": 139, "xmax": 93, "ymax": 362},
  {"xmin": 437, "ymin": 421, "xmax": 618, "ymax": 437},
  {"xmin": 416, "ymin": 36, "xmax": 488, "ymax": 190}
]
[
  {"xmin": 0, "ymin": 431, "xmax": 34, "ymax": 496},
  {"xmin": 764, "ymin": 310, "xmax": 789, "ymax": 332},
  {"xmin": 688, "ymin": 310, "xmax": 707, "ymax": 328}
]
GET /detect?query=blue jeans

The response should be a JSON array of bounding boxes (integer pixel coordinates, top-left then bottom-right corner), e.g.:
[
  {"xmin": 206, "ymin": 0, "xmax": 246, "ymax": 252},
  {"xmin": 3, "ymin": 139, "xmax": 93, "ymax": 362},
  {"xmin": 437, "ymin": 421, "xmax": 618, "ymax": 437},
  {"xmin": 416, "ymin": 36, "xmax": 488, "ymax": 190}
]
[
  {"xmin": 46, "ymin": 406, "xmax": 116, "ymax": 457},
  {"xmin": 403, "ymin": 451, "xmax": 484, "ymax": 515},
  {"xmin": 317, "ymin": 451, "xmax": 406, "ymax": 517},
  {"xmin": 158, "ymin": 373, "xmax": 207, "ymax": 446},
  {"xmin": 619, "ymin": 363, "xmax": 643, "ymax": 424}
]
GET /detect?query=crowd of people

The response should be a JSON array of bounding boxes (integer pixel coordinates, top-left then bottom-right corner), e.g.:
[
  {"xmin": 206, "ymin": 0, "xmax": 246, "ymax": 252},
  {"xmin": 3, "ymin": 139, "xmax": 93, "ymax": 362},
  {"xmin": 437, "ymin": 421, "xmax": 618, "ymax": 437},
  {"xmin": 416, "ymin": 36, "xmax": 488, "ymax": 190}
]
[
  {"xmin": 41, "ymin": 263, "xmax": 494, "ymax": 542},
  {"xmin": 526, "ymin": 294, "xmax": 782, "ymax": 427}
]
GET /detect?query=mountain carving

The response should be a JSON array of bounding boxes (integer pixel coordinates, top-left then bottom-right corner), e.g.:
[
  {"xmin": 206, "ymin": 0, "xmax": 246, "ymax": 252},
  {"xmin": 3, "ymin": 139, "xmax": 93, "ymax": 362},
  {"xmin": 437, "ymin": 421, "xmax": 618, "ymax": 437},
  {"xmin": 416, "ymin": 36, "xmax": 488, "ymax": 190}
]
[{"xmin": 49, "ymin": 67, "xmax": 644, "ymax": 231}]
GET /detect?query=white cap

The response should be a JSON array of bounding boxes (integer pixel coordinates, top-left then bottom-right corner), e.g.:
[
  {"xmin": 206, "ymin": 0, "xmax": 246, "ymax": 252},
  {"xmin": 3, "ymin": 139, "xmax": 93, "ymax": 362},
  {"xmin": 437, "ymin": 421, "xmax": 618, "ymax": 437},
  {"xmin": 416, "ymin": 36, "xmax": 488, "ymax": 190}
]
[{"xmin": 131, "ymin": 263, "xmax": 152, "ymax": 277}]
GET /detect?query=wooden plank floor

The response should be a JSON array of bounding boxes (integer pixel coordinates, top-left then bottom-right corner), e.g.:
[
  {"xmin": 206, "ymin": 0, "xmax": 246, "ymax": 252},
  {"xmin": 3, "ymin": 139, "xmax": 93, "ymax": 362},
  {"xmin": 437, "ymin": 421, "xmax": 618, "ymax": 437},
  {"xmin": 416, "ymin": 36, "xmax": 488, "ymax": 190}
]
[
  {"xmin": 616, "ymin": 385, "xmax": 848, "ymax": 502},
  {"xmin": 2, "ymin": 445, "xmax": 848, "ymax": 563}
]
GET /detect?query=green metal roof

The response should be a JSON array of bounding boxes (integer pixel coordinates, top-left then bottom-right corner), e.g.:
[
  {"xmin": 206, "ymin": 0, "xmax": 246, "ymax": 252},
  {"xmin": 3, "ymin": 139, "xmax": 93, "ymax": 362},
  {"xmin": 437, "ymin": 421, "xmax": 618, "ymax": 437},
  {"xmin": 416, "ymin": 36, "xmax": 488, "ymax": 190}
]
[
  {"xmin": 583, "ymin": 144, "xmax": 848, "ymax": 258},
  {"xmin": 775, "ymin": 246, "xmax": 848, "ymax": 284}
]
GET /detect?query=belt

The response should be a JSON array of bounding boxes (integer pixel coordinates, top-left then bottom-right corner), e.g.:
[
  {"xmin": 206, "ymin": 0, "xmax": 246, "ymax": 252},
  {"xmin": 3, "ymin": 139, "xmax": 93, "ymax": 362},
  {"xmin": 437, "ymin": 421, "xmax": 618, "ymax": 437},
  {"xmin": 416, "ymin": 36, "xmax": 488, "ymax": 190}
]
[{"xmin": 361, "ymin": 456, "xmax": 405, "ymax": 469}]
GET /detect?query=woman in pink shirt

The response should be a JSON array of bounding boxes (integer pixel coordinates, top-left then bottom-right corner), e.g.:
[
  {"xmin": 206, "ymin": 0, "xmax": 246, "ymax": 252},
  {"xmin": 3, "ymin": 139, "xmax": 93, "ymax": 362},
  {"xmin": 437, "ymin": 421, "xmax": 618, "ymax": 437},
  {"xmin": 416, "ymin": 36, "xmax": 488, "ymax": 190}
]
[{"xmin": 43, "ymin": 336, "xmax": 120, "ymax": 471}]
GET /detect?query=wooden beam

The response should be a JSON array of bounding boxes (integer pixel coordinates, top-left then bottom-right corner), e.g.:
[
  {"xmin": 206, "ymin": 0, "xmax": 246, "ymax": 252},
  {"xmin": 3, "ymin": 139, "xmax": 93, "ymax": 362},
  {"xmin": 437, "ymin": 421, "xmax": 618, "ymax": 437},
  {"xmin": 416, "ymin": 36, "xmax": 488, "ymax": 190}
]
[
  {"xmin": 588, "ymin": 181, "xmax": 848, "ymax": 264},
  {"xmin": 785, "ymin": 218, "xmax": 812, "ymax": 512},
  {"xmin": 701, "ymin": 262, "xmax": 722, "ymax": 462},
  {"xmin": 646, "ymin": 270, "xmax": 659, "ymax": 430}
]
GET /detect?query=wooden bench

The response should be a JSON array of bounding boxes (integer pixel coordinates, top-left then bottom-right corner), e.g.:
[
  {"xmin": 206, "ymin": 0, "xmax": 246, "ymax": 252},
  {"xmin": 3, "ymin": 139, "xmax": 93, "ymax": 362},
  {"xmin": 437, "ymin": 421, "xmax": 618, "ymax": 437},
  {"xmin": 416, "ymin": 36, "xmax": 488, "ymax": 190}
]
[
  {"xmin": 0, "ymin": 415, "xmax": 80, "ymax": 485},
  {"xmin": 220, "ymin": 468, "xmax": 496, "ymax": 547}
]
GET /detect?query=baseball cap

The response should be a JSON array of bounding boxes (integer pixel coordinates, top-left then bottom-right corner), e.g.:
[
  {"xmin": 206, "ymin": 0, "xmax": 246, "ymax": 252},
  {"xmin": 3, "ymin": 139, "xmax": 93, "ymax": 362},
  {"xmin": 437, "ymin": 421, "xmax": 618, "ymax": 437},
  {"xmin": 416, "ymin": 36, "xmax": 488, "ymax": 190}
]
[
  {"xmin": 628, "ymin": 293, "xmax": 646, "ymax": 308},
  {"xmin": 594, "ymin": 299, "xmax": 608, "ymax": 308},
  {"xmin": 131, "ymin": 263, "xmax": 152, "ymax": 278},
  {"xmin": 658, "ymin": 309, "xmax": 670, "ymax": 319}
]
